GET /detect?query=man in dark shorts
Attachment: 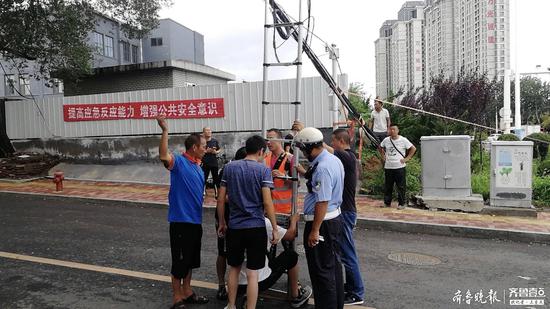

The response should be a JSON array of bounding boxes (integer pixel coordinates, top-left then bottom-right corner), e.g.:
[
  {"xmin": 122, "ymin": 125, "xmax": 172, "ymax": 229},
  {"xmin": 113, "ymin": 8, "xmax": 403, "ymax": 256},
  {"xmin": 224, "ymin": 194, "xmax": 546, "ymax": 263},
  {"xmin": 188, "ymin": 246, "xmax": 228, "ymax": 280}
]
[
  {"xmin": 214, "ymin": 147, "xmax": 247, "ymax": 301},
  {"xmin": 157, "ymin": 117, "xmax": 209, "ymax": 308},
  {"xmin": 216, "ymin": 135, "xmax": 279, "ymax": 309},
  {"xmin": 325, "ymin": 129, "xmax": 365, "ymax": 305},
  {"xmin": 202, "ymin": 126, "xmax": 222, "ymax": 197}
]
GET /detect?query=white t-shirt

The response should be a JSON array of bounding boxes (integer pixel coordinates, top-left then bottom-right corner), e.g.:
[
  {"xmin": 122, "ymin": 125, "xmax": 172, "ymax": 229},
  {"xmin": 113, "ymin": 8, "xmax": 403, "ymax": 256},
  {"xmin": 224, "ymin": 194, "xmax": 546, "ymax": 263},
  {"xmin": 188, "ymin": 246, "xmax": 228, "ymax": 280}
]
[
  {"xmin": 380, "ymin": 136, "xmax": 413, "ymax": 169},
  {"xmin": 370, "ymin": 108, "xmax": 390, "ymax": 133},
  {"xmin": 237, "ymin": 218, "xmax": 287, "ymax": 285}
]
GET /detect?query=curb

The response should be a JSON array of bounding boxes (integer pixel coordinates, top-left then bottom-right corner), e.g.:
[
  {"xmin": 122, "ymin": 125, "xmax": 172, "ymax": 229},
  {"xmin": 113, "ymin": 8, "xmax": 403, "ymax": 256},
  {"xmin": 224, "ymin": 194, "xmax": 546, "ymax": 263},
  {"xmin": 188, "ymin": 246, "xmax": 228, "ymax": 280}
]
[
  {"xmin": 2, "ymin": 191, "xmax": 550, "ymax": 245},
  {"xmin": 357, "ymin": 218, "xmax": 550, "ymax": 245}
]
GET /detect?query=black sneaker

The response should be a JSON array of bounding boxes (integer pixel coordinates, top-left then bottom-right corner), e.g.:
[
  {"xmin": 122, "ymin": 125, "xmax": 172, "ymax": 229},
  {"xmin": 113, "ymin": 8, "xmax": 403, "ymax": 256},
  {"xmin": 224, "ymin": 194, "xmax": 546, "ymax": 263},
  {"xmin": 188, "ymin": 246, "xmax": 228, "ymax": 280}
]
[
  {"xmin": 344, "ymin": 295, "xmax": 364, "ymax": 306},
  {"xmin": 290, "ymin": 285, "xmax": 312, "ymax": 308},
  {"xmin": 216, "ymin": 285, "xmax": 228, "ymax": 300}
]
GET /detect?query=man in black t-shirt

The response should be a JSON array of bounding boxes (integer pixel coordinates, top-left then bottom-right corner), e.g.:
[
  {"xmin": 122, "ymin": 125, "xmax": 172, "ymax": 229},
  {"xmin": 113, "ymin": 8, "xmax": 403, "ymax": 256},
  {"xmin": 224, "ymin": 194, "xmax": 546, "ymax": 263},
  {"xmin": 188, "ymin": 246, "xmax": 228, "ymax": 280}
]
[
  {"xmin": 325, "ymin": 128, "xmax": 365, "ymax": 306},
  {"xmin": 202, "ymin": 127, "xmax": 221, "ymax": 197}
]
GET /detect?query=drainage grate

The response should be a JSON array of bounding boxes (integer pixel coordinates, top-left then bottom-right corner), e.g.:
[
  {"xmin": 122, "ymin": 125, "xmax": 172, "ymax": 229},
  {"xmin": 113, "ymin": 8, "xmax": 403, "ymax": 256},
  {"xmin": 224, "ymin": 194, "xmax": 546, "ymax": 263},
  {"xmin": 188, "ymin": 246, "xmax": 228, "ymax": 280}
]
[{"xmin": 387, "ymin": 252, "xmax": 442, "ymax": 266}]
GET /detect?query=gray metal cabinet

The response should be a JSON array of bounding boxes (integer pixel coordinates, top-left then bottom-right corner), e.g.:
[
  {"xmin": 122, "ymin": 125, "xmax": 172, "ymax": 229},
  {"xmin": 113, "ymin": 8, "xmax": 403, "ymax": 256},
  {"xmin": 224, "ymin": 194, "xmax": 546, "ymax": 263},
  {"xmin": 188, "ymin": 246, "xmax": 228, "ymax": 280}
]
[{"xmin": 421, "ymin": 136, "xmax": 472, "ymax": 197}]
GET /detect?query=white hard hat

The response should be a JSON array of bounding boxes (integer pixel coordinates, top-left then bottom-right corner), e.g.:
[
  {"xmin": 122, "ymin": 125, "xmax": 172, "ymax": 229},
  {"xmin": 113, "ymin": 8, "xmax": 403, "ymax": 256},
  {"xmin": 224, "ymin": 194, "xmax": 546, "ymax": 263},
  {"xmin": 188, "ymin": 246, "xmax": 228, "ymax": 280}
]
[{"xmin": 294, "ymin": 127, "xmax": 324, "ymax": 145}]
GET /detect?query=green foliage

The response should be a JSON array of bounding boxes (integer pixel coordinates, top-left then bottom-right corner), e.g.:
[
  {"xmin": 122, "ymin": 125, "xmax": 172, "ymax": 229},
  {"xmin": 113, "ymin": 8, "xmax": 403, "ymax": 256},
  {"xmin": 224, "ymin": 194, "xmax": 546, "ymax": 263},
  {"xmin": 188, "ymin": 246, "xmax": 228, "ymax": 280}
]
[
  {"xmin": 537, "ymin": 159, "xmax": 550, "ymax": 177},
  {"xmin": 524, "ymin": 133, "xmax": 550, "ymax": 160},
  {"xmin": 533, "ymin": 176, "xmax": 550, "ymax": 207},
  {"xmin": 471, "ymin": 172, "xmax": 490, "ymax": 200},
  {"xmin": 0, "ymin": 0, "xmax": 171, "ymax": 84},
  {"xmin": 347, "ymin": 83, "xmax": 371, "ymax": 118},
  {"xmin": 542, "ymin": 114, "xmax": 550, "ymax": 132},
  {"xmin": 512, "ymin": 76, "xmax": 550, "ymax": 125},
  {"xmin": 497, "ymin": 134, "xmax": 520, "ymax": 141}
]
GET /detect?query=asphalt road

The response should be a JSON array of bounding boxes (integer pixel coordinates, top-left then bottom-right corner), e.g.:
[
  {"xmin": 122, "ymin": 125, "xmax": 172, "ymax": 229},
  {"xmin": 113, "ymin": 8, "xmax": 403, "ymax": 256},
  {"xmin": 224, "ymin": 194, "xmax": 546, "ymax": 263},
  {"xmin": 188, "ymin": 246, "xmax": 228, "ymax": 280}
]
[{"xmin": 0, "ymin": 193, "xmax": 548, "ymax": 309}]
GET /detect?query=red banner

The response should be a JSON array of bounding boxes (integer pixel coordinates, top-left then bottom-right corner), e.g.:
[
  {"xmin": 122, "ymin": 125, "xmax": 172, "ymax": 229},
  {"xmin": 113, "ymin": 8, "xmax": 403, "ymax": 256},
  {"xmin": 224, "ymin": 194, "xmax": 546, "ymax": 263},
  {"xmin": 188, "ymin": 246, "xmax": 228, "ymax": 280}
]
[{"xmin": 63, "ymin": 98, "xmax": 224, "ymax": 122}]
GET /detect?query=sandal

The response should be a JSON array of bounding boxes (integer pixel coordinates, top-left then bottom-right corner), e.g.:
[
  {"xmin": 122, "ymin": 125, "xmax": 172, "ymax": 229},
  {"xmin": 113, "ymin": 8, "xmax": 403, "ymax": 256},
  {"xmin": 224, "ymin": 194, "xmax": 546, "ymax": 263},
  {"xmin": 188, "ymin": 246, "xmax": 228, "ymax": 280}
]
[
  {"xmin": 169, "ymin": 300, "xmax": 186, "ymax": 309},
  {"xmin": 183, "ymin": 292, "xmax": 209, "ymax": 304}
]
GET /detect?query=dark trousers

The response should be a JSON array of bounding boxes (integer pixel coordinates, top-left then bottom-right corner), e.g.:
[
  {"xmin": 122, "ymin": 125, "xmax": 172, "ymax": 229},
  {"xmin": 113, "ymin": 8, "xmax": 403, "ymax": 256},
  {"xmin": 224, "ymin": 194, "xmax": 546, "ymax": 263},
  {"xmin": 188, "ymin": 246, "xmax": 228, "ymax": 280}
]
[
  {"xmin": 236, "ymin": 250, "xmax": 298, "ymax": 295},
  {"xmin": 373, "ymin": 131, "xmax": 387, "ymax": 143},
  {"xmin": 384, "ymin": 167, "xmax": 406, "ymax": 206},
  {"xmin": 202, "ymin": 164, "xmax": 220, "ymax": 189},
  {"xmin": 304, "ymin": 217, "xmax": 344, "ymax": 309}
]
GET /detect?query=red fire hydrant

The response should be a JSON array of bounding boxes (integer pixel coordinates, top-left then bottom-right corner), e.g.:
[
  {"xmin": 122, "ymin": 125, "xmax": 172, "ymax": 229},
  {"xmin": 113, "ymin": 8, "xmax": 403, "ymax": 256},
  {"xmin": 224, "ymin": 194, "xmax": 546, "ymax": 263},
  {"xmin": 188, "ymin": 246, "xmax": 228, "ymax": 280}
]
[{"xmin": 53, "ymin": 171, "xmax": 64, "ymax": 192}]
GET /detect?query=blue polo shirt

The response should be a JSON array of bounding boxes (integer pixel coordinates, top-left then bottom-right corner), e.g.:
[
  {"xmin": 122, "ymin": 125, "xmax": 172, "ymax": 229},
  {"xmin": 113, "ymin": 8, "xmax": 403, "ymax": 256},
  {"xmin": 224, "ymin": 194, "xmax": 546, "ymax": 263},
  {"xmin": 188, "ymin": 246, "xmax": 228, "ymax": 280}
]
[
  {"xmin": 221, "ymin": 159, "xmax": 274, "ymax": 229},
  {"xmin": 167, "ymin": 153, "xmax": 204, "ymax": 224},
  {"xmin": 303, "ymin": 149, "xmax": 344, "ymax": 216}
]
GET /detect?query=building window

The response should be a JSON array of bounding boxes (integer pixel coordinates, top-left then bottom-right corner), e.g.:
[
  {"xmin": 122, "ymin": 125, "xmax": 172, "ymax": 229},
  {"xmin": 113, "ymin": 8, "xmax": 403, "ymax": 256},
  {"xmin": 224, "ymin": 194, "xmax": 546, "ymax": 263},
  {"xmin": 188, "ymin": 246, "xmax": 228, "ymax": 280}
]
[
  {"xmin": 93, "ymin": 32, "xmax": 104, "ymax": 55},
  {"xmin": 151, "ymin": 37, "xmax": 163, "ymax": 46},
  {"xmin": 122, "ymin": 41, "xmax": 130, "ymax": 62},
  {"xmin": 131, "ymin": 45, "xmax": 139, "ymax": 63},
  {"xmin": 104, "ymin": 36, "xmax": 114, "ymax": 57},
  {"xmin": 18, "ymin": 74, "xmax": 30, "ymax": 95},
  {"xmin": 4, "ymin": 74, "xmax": 16, "ymax": 96},
  {"xmin": 52, "ymin": 79, "xmax": 64, "ymax": 94}
]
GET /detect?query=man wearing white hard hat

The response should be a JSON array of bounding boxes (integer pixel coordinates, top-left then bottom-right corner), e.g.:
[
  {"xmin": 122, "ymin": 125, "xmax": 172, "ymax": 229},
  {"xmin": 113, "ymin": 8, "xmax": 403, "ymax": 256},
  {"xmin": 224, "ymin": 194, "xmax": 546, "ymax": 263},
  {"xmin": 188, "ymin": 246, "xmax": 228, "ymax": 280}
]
[{"xmin": 293, "ymin": 127, "xmax": 345, "ymax": 309}]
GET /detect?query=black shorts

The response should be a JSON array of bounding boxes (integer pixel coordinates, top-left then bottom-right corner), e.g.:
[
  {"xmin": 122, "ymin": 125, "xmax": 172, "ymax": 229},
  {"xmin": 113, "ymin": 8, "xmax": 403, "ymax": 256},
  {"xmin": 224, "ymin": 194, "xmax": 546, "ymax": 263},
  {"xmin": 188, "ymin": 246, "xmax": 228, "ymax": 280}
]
[
  {"xmin": 226, "ymin": 227, "xmax": 267, "ymax": 270},
  {"xmin": 214, "ymin": 204, "xmax": 230, "ymax": 257},
  {"xmin": 169, "ymin": 222, "xmax": 202, "ymax": 279}
]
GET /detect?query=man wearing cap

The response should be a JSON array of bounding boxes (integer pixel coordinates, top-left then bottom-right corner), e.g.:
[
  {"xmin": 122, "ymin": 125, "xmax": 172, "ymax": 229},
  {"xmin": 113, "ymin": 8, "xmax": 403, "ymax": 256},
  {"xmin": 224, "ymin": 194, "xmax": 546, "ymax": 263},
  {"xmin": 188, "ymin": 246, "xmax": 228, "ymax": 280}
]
[{"xmin": 294, "ymin": 127, "xmax": 345, "ymax": 309}]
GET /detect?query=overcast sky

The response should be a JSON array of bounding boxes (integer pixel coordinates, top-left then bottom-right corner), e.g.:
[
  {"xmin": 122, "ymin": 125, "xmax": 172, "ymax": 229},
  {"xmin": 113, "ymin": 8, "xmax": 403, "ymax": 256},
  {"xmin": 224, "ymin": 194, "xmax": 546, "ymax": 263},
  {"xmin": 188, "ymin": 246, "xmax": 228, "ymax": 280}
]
[{"xmin": 160, "ymin": 0, "xmax": 550, "ymax": 98}]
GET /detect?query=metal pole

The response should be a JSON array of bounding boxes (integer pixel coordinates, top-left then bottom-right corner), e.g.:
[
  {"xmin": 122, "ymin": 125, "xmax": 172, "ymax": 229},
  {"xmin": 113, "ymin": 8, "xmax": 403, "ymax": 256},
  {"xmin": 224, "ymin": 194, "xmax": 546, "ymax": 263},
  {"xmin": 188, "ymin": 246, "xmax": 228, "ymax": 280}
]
[
  {"xmin": 294, "ymin": 0, "xmax": 303, "ymax": 122},
  {"xmin": 329, "ymin": 44, "xmax": 339, "ymax": 130},
  {"xmin": 514, "ymin": 0, "xmax": 521, "ymax": 130},
  {"xmin": 503, "ymin": 69, "xmax": 512, "ymax": 134},
  {"xmin": 261, "ymin": 0, "xmax": 270, "ymax": 138}
]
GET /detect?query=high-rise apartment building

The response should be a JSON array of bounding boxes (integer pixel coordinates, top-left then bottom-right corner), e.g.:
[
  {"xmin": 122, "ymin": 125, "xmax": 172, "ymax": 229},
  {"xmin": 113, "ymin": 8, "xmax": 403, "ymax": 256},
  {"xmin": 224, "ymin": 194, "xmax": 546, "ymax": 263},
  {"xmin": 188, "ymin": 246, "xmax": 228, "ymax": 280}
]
[
  {"xmin": 376, "ymin": 0, "xmax": 510, "ymax": 98},
  {"xmin": 375, "ymin": 1, "xmax": 425, "ymax": 100}
]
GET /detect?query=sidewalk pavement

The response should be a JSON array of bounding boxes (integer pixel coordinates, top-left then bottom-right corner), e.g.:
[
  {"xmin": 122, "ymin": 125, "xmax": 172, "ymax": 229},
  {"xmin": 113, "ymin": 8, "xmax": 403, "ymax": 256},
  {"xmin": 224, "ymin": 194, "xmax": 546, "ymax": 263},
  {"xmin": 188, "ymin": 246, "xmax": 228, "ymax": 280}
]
[{"xmin": 1, "ymin": 178, "xmax": 549, "ymax": 240}]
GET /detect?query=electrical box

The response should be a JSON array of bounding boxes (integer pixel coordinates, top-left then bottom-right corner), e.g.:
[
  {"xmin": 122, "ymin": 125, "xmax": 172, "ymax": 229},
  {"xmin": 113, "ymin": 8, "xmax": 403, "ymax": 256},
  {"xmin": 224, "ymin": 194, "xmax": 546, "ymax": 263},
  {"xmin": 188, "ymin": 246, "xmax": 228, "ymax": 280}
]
[
  {"xmin": 490, "ymin": 141, "xmax": 533, "ymax": 208},
  {"xmin": 421, "ymin": 136, "xmax": 472, "ymax": 197}
]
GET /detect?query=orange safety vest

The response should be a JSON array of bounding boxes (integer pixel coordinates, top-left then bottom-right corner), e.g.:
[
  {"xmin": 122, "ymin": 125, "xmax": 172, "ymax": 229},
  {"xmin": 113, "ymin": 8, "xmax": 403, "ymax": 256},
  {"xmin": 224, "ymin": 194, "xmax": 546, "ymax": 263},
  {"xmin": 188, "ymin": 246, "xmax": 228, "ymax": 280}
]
[{"xmin": 265, "ymin": 152, "xmax": 293, "ymax": 214}]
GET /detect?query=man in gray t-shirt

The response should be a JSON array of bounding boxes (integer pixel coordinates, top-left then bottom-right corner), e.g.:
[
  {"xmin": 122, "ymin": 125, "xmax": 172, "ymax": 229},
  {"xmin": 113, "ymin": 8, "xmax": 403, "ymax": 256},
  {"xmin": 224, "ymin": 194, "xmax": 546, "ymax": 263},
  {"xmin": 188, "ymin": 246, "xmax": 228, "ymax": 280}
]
[
  {"xmin": 369, "ymin": 97, "xmax": 391, "ymax": 143},
  {"xmin": 378, "ymin": 124, "xmax": 416, "ymax": 209}
]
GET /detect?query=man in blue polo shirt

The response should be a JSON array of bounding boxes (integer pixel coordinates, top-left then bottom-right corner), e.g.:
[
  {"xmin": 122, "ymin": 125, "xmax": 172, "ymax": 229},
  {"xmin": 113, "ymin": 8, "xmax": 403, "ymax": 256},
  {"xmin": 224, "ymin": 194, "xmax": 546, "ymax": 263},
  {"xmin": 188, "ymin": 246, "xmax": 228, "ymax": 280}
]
[
  {"xmin": 294, "ymin": 127, "xmax": 345, "ymax": 309},
  {"xmin": 157, "ymin": 117, "xmax": 209, "ymax": 309}
]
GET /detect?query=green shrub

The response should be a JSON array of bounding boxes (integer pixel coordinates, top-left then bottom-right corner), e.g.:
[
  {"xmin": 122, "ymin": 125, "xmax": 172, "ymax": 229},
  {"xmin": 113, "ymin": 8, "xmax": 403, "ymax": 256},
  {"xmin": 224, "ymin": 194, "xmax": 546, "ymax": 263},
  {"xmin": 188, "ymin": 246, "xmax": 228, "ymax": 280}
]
[
  {"xmin": 498, "ymin": 133, "xmax": 520, "ymax": 141},
  {"xmin": 524, "ymin": 133, "xmax": 550, "ymax": 160},
  {"xmin": 538, "ymin": 159, "xmax": 550, "ymax": 177},
  {"xmin": 533, "ymin": 176, "xmax": 550, "ymax": 207},
  {"xmin": 471, "ymin": 171, "xmax": 490, "ymax": 200}
]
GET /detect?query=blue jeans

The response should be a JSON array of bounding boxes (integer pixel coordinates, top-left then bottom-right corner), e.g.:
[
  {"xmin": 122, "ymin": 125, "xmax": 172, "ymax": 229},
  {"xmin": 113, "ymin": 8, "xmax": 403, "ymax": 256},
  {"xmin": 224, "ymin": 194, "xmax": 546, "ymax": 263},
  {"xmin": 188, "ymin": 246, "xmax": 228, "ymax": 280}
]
[{"xmin": 340, "ymin": 211, "xmax": 365, "ymax": 300}]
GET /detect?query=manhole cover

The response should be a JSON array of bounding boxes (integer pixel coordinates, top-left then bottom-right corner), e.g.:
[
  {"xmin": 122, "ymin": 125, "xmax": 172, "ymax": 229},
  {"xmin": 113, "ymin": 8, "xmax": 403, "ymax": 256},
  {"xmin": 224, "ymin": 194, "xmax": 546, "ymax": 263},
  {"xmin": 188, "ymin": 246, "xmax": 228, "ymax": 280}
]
[{"xmin": 387, "ymin": 252, "xmax": 442, "ymax": 266}]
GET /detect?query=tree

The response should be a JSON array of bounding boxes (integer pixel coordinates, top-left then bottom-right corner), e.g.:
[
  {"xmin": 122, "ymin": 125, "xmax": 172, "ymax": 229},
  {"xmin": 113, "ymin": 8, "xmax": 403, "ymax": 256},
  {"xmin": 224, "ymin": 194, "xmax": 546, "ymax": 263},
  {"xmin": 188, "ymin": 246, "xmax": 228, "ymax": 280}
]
[
  {"xmin": 347, "ymin": 82, "xmax": 370, "ymax": 118},
  {"xmin": 0, "ymin": 0, "xmax": 172, "ymax": 84},
  {"xmin": 512, "ymin": 76, "xmax": 550, "ymax": 125}
]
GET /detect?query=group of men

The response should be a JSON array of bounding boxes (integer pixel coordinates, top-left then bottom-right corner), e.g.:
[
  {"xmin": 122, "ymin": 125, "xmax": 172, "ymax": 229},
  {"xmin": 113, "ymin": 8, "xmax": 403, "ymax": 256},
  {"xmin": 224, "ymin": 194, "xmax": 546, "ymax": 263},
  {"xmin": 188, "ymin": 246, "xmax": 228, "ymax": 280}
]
[{"xmin": 157, "ymin": 96, "xmax": 416, "ymax": 309}]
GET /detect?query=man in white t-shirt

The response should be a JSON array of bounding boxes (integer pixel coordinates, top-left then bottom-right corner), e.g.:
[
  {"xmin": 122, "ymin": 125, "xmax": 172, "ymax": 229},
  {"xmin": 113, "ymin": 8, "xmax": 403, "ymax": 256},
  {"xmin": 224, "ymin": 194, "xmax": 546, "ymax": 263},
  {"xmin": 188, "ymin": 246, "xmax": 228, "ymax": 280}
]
[
  {"xmin": 369, "ymin": 97, "xmax": 391, "ymax": 143},
  {"xmin": 378, "ymin": 123, "xmax": 417, "ymax": 210},
  {"xmin": 227, "ymin": 215, "xmax": 312, "ymax": 309}
]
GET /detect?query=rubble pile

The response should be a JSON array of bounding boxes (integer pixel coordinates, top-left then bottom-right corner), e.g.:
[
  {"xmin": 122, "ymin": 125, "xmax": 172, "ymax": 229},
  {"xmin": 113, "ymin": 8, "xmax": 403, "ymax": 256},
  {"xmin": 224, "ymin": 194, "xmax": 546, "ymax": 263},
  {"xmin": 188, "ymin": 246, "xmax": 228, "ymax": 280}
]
[{"xmin": 0, "ymin": 153, "xmax": 60, "ymax": 179}]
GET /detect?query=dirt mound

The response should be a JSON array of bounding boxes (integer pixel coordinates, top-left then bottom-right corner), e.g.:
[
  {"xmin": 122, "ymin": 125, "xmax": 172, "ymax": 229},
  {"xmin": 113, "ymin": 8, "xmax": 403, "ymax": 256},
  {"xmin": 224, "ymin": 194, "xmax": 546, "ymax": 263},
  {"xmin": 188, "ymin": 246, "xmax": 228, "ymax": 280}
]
[{"xmin": 0, "ymin": 153, "xmax": 60, "ymax": 179}]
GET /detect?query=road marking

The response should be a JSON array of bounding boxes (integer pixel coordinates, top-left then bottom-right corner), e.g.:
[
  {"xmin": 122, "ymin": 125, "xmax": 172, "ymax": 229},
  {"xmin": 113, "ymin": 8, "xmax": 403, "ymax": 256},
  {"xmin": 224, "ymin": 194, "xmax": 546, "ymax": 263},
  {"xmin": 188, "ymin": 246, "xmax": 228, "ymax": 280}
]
[{"xmin": 0, "ymin": 251, "xmax": 373, "ymax": 308}]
